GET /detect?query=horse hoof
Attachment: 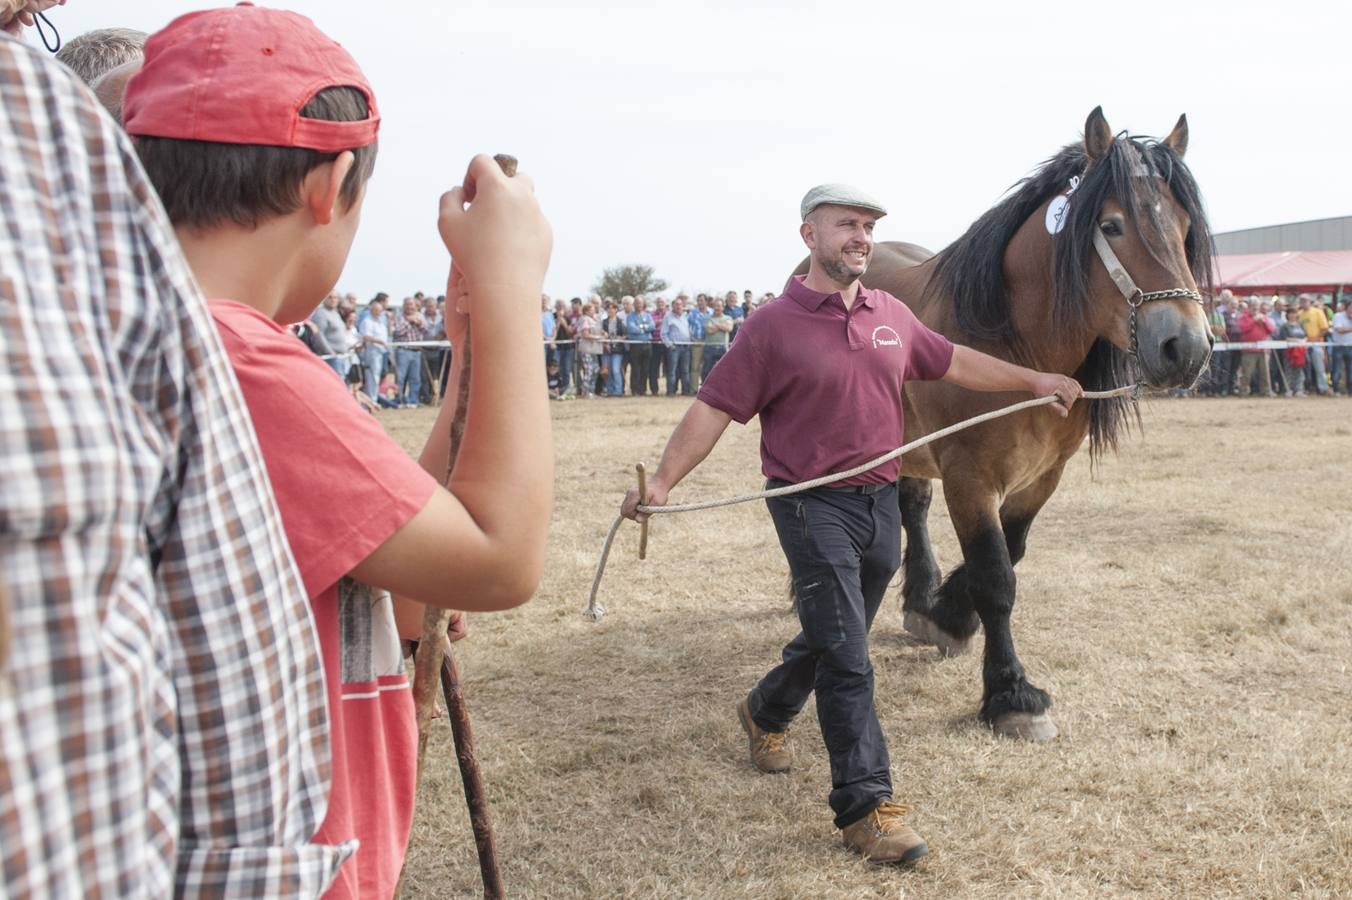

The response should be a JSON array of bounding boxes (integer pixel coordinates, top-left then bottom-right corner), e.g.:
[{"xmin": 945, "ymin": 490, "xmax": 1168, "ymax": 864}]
[
  {"xmin": 992, "ymin": 711, "xmax": 1058, "ymax": 742},
  {"xmin": 902, "ymin": 611, "xmax": 974, "ymax": 658}
]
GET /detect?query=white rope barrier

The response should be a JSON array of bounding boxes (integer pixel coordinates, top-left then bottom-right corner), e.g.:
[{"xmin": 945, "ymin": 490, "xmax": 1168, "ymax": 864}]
[
  {"xmin": 324, "ymin": 339, "xmax": 1350, "ymax": 359},
  {"xmin": 344, "ymin": 337, "xmax": 728, "ymax": 350},
  {"xmin": 1213, "ymin": 340, "xmax": 1338, "ymax": 351},
  {"xmin": 581, "ymin": 384, "xmax": 1140, "ymax": 621},
  {"xmin": 342, "ymin": 338, "xmax": 1350, "ymax": 353},
  {"xmin": 317, "ymin": 337, "xmax": 728, "ymax": 361}
]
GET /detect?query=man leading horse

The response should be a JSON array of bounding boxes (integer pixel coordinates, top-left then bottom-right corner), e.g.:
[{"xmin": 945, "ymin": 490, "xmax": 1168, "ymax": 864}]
[{"xmin": 620, "ymin": 183, "xmax": 1082, "ymax": 864}]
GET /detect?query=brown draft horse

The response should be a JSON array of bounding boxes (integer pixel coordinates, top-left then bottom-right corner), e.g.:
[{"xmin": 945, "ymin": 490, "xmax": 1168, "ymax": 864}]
[{"xmin": 793, "ymin": 108, "xmax": 1213, "ymax": 740}]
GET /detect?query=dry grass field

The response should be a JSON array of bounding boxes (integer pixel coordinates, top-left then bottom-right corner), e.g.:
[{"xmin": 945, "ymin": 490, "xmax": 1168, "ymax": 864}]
[{"xmin": 385, "ymin": 394, "xmax": 1352, "ymax": 899}]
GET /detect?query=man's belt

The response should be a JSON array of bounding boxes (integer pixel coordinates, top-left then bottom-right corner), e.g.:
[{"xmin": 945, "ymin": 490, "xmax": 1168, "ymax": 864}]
[{"xmin": 766, "ymin": 478, "xmax": 893, "ymax": 496}]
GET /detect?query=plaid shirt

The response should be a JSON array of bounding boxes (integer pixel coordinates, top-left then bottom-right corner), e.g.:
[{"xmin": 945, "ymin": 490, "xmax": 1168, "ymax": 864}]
[
  {"xmin": 391, "ymin": 313, "xmax": 428, "ymax": 345},
  {"xmin": 0, "ymin": 37, "xmax": 350, "ymax": 897}
]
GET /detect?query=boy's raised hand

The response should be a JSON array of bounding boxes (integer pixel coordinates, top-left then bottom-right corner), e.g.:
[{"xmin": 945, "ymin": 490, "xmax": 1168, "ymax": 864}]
[{"xmin": 437, "ymin": 154, "xmax": 551, "ymax": 304}]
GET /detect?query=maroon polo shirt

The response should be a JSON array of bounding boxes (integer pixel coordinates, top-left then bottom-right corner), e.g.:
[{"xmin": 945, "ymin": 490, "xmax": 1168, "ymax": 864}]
[{"xmin": 697, "ymin": 275, "xmax": 954, "ymax": 486}]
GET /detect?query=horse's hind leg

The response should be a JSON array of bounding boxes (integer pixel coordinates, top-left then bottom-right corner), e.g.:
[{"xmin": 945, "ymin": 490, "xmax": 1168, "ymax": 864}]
[
  {"xmin": 900, "ymin": 477, "xmax": 979, "ymax": 657},
  {"xmin": 945, "ymin": 481, "xmax": 1057, "ymax": 742}
]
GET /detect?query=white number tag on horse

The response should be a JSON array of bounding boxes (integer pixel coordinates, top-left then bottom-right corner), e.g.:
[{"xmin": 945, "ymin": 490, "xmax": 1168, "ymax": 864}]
[
  {"xmin": 1045, "ymin": 195, "xmax": 1070, "ymax": 234},
  {"xmin": 1044, "ymin": 175, "xmax": 1082, "ymax": 235}
]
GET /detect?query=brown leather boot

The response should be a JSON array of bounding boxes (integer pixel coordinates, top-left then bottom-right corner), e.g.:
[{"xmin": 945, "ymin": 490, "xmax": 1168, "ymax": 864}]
[
  {"xmin": 736, "ymin": 697, "xmax": 791, "ymax": 773},
  {"xmin": 840, "ymin": 800, "xmax": 929, "ymax": 864}
]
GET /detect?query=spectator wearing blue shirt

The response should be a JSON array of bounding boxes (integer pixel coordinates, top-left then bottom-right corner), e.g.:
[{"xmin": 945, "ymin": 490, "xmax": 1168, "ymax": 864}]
[
  {"xmin": 357, "ymin": 297, "xmax": 390, "ymax": 401},
  {"xmin": 1268, "ymin": 298, "xmax": 1286, "ymax": 332},
  {"xmin": 541, "ymin": 293, "xmax": 557, "ymax": 367},
  {"xmin": 625, "ymin": 296, "xmax": 655, "ymax": 396},
  {"xmin": 724, "ymin": 289, "xmax": 745, "ymax": 341},
  {"xmin": 661, "ymin": 296, "xmax": 693, "ymax": 396},
  {"xmin": 687, "ymin": 294, "xmax": 709, "ymax": 391},
  {"xmin": 357, "ymin": 291, "xmax": 390, "ymax": 329}
]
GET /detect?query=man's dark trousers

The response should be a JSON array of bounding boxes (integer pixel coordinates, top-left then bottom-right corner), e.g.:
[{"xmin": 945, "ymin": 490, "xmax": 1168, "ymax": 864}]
[
  {"xmin": 627, "ymin": 342, "xmax": 650, "ymax": 396},
  {"xmin": 647, "ymin": 341, "xmax": 666, "ymax": 394},
  {"xmin": 747, "ymin": 482, "xmax": 900, "ymax": 829}
]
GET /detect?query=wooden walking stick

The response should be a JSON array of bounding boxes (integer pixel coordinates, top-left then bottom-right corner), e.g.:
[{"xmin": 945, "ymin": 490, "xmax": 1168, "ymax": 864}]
[
  {"xmin": 635, "ymin": 462, "xmax": 649, "ymax": 560},
  {"xmin": 439, "ymin": 636, "xmax": 500, "ymax": 896},
  {"xmin": 400, "ymin": 153, "xmax": 517, "ymax": 900}
]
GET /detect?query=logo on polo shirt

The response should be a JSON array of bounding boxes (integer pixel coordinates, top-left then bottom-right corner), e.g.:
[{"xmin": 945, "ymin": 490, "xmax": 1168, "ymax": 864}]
[{"xmin": 871, "ymin": 325, "xmax": 902, "ymax": 349}]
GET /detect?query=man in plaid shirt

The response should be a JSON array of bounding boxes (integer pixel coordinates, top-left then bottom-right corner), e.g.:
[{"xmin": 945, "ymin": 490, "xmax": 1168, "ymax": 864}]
[
  {"xmin": 391, "ymin": 296, "xmax": 431, "ymax": 408},
  {"xmin": 0, "ymin": 23, "xmax": 348, "ymax": 898}
]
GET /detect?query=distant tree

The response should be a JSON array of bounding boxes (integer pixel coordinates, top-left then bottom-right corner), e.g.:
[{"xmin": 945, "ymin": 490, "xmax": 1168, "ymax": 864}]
[{"xmin": 591, "ymin": 263, "xmax": 668, "ymax": 299}]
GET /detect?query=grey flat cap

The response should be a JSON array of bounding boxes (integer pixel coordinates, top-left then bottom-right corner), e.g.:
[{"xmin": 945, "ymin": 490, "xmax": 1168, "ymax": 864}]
[{"xmin": 800, "ymin": 183, "xmax": 887, "ymax": 221}]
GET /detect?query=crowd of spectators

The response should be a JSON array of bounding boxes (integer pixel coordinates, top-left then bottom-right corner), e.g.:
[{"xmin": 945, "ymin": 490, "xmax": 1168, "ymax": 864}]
[
  {"xmin": 312, "ymin": 286, "xmax": 1352, "ymax": 407},
  {"xmin": 302, "ymin": 287, "xmax": 784, "ymax": 405},
  {"xmin": 1193, "ymin": 290, "xmax": 1352, "ymax": 398},
  {"xmin": 306, "ymin": 287, "xmax": 781, "ymax": 408},
  {"xmin": 541, "ymin": 289, "xmax": 776, "ymax": 400},
  {"xmin": 304, "ymin": 290, "xmax": 448, "ymax": 410}
]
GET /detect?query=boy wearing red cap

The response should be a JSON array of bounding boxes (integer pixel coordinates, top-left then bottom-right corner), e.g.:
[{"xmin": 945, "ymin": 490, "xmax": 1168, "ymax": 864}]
[{"xmin": 124, "ymin": 6, "xmax": 554, "ymax": 897}]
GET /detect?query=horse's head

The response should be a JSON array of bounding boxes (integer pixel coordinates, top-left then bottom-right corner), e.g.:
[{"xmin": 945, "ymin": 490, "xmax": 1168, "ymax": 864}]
[
  {"xmin": 1062, "ymin": 107, "xmax": 1214, "ymax": 389},
  {"xmin": 929, "ymin": 112, "xmax": 1217, "ymax": 453}
]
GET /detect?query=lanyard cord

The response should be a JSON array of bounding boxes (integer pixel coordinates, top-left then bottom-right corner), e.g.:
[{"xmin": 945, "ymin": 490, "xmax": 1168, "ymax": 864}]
[{"xmin": 34, "ymin": 11, "xmax": 60, "ymax": 53}]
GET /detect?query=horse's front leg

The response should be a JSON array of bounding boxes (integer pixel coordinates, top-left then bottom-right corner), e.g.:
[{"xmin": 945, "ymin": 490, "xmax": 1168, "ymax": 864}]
[{"xmin": 946, "ymin": 488, "xmax": 1057, "ymax": 742}]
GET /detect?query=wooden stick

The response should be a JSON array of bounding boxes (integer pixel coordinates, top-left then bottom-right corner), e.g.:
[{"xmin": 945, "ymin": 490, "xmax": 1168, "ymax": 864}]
[
  {"xmin": 440, "ymin": 636, "xmax": 503, "ymax": 899},
  {"xmin": 399, "ymin": 152, "xmax": 517, "ymax": 900},
  {"xmin": 636, "ymin": 462, "xmax": 649, "ymax": 560},
  {"xmin": 409, "ymin": 326, "xmax": 471, "ymax": 783}
]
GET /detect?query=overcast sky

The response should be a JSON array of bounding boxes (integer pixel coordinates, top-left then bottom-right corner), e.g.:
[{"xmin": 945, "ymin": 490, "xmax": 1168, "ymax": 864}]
[{"xmin": 37, "ymin": 0, "xmax": 1351, "ymax": 300}]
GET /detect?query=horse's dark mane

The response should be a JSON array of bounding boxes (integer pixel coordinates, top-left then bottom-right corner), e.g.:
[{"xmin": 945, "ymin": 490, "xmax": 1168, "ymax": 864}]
[{"xmin": 925, "ymin": 132, "xmax": 1213, "ymax": 459}]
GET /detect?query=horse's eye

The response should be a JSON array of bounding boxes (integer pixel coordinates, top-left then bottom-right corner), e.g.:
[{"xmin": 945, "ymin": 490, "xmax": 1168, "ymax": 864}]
[{"xmin": 1099, "ymin": 220, "xmax": 1123, "ymax": 238}]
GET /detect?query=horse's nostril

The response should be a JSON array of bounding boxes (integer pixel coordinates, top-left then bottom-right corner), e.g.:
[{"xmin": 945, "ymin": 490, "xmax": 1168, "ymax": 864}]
[{"xmin": 1160, "ymin": 336, "xmax": 1182, "ymax": 366}]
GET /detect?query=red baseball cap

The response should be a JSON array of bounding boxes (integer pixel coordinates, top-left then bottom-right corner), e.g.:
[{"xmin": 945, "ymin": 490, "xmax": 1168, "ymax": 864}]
[{"xmin": 123, "ymin": 3, "xmax": 379, "ymax": 153}]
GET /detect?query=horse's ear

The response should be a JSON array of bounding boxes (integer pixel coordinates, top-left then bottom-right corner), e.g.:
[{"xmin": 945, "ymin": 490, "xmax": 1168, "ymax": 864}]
[
  {"xmin": 1084, "ymin": 106, "xmax": 1113, "ymax": 161},
  {"xmin": 1163, "ymin": 113, "xmax": 1189, "ymax": 157}
]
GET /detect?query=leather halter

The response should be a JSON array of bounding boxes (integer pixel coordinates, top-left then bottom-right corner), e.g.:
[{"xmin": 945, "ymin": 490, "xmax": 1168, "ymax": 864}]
[{"xmin": 1090, "ymin": 228, "xmax": 1203, "ymax": 358}]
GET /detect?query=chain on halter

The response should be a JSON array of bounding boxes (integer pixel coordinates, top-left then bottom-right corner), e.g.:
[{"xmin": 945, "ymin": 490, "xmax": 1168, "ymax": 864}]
[{"xmin": 1091, "ymin": 229, "xmax": 1203, "ymax": 358}]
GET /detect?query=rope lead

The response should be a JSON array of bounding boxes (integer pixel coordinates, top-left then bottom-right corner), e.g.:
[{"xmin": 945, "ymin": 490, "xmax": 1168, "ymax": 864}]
[{"xmin": 583, "ymin": 385, "xmax": 1138, "ymax": 621}]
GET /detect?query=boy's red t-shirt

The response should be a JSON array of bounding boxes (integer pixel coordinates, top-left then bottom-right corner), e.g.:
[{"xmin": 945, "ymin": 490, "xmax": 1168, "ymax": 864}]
[{"xmin": 210, "ymin": 300, "xmax": 439, "ymax": 899}]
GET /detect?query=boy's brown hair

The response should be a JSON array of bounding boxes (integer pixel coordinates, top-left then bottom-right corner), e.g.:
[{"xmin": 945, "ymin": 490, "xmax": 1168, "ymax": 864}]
[{"xmin": 135, "ymin": 86, "xmax": 377, "ymax": 231}]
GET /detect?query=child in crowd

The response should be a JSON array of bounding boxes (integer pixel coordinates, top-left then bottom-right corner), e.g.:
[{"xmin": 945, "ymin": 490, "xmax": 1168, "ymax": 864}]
[
  {"xmin": 124, "ymin": 7, "xmax": 553, "ymax": 897},
  {"xmin": 378, "ymin": 370, "xmax": 402, "ymax": 408},
  {"xmin": 1279, "ymin": 307, "xmax": 1309, "ymax": 396},
  {"xmin": 547, "ymin": 360, "xmax": 565, "ymax": 399}
]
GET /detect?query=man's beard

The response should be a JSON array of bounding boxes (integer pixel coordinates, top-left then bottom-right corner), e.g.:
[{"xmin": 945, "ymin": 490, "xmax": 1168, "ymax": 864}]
[{"xmin": 818, "ymin": 251, "xmax": 866, "ymax": 287}]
